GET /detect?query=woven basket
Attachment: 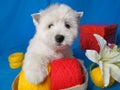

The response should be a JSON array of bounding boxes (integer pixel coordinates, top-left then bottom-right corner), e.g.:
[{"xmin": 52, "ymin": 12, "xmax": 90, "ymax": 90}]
[{"xmin": 12, "ymin": 60, "xmax": 88, "ymax": 90}]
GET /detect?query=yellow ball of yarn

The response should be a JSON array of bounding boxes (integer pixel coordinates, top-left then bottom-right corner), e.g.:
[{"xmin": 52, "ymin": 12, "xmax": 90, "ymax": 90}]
[
  {"xmin": 8, "ymin": 52, "xmax": 24, "ymax": 69},
  {"xmin": 90, "ymin": 67, "xmax": 115, "ymax": 88},
  {"xmin": 18, "ymin": 64, "xmax": 51, "ymax": 90},
  {"xmin": 9, "ymin": 62, "xmax": 23, "ymax": 69}
]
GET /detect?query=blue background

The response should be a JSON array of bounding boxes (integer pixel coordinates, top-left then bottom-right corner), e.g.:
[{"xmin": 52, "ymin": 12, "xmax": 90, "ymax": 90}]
[{"xmin": 0, "ymin": 0, "xmax": 120, "ymax": 90}]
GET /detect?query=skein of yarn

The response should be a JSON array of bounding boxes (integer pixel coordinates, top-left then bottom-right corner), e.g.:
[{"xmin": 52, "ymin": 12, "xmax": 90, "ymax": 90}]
[
  {"xmin": 51, "ymin": 58, "xmax": 85, "ymax": 90},
  {"xmin": 16, "ymin": 64, "xmax": 51, "ymax": 90},
  {"xmin": 18, "ymin": 70, "xmax": 51, "ymax": 90}
]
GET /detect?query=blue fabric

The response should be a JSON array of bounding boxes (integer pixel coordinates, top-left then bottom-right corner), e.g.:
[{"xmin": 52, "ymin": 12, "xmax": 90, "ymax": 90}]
[{"xmin": 0, "ymin": 0, "xmax": 120, "ymax": 90}]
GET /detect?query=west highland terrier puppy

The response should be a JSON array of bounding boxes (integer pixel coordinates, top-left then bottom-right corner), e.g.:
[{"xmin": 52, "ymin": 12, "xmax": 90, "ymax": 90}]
[{"xmin": 23, "ymin": 4, "xmax": 83, "ymax": 84}]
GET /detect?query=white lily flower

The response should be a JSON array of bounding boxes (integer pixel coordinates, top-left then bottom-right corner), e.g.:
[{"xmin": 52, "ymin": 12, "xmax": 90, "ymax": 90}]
[{"xmin": 85, "ymin": 34, "xmax": 120, "ymax": 86}]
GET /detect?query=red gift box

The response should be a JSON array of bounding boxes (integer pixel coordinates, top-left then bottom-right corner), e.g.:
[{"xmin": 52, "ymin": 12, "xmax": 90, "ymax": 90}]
[{"xmin": 80, "ymin": 24, "xmax": 118, "ymax": 52}]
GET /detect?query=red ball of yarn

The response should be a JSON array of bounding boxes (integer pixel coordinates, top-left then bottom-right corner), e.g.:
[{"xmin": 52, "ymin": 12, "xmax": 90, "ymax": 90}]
[{"xmin": 51, "ymin": 58, "xmax": 84, "ymax": 90}]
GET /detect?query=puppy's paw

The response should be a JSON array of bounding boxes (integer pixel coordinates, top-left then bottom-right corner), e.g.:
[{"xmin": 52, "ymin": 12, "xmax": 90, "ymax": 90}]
[{"xmin": 25, "ymin": 68, "xmax": 48, "ymax": 85}]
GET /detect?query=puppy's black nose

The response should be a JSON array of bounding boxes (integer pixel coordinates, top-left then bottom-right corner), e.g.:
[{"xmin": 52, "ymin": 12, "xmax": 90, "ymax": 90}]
[{"xmin": 55, "ymin": 35, "xmax": 64, "ymax": 43}]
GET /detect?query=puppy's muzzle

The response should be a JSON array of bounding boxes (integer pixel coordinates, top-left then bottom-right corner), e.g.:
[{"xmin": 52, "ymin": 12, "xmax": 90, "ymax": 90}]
[{"xmin": 55, "ymin": 35, "xmax": 64, "ymax": 44}]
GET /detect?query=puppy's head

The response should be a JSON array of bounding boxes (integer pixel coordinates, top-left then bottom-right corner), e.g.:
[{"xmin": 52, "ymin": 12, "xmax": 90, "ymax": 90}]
[{"xmin": 32, "ymin": 4, "xmax": 83, "ymax": 50}]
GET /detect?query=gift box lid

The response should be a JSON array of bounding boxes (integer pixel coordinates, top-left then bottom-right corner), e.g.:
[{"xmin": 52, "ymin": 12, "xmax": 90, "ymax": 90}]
[{"xmin": 80, "ymin": 24, "xmax": 118, "ymax": 36}]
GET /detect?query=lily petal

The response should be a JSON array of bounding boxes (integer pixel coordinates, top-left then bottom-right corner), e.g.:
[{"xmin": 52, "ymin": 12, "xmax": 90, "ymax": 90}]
[
  {"xmin": 103, "ymin": 64, "xmax": 110, "ymax": 86},
  {"xmin": 94, "ymin": 34, "xmax": 107, "ymax": 53},
  {"xmin": 85, "ymin": 50, "xmax": 99, "ymax": 63},
  {"xmin": 100, "ymin": 46, "xmax": 111, "ymax": 60},
  {"xmin": 105, "ymin": 51, "xmax": 120, "ymax": 63},
  {"xmin": 98, "ymin": 62, "xmax": 110, "ymax": 86},
  {"xmin": 99, "ymin": 61, "xmax": 103, "ymax": 75},
  {"xmin": 108, "ymin": 64, "xmax": 120, "ymax": 82}
]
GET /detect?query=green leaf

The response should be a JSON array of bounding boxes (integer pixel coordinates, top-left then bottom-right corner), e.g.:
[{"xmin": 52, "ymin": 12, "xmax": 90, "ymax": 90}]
[{"xmin": 115, "ymin": 62, "xmax": 120, "ymax": 68}]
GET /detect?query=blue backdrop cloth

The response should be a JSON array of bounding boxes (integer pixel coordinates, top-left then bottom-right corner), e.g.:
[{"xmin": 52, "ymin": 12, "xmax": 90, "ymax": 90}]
[{"xmin": 0, "ymin": 0, "xmax": 120, "ymax": 90}]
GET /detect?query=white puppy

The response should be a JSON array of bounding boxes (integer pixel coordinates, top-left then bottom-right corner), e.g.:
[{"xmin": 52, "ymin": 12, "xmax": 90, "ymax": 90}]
[{"xmin": 22, "ymin": 4, "xmax": 83, "ymax": 84}]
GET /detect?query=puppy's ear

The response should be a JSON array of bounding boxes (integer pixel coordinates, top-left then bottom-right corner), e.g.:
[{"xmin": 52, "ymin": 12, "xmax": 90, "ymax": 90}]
[
  {"xmin": 31, "ymin": 13, "xmax": 40, "ymax": 26},
  {"xmin": 77, "ymin": 12, "xmax": 84, "ymax": 18}
]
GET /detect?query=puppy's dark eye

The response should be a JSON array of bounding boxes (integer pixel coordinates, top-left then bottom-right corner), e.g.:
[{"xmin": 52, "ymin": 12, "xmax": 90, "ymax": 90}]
[
  {"xmin": 65, "ymin": 23, "xmax": 70, "ymax": 29},
  {"xmin": 48, "ymin": 24, "xmax": 53, "ymax": 28}
]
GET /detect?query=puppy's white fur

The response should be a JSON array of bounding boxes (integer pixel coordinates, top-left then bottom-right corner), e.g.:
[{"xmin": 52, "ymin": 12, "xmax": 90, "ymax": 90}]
[{"xmin": 22, "ymin": 4, "xmax": 83, "ymax": 84}]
